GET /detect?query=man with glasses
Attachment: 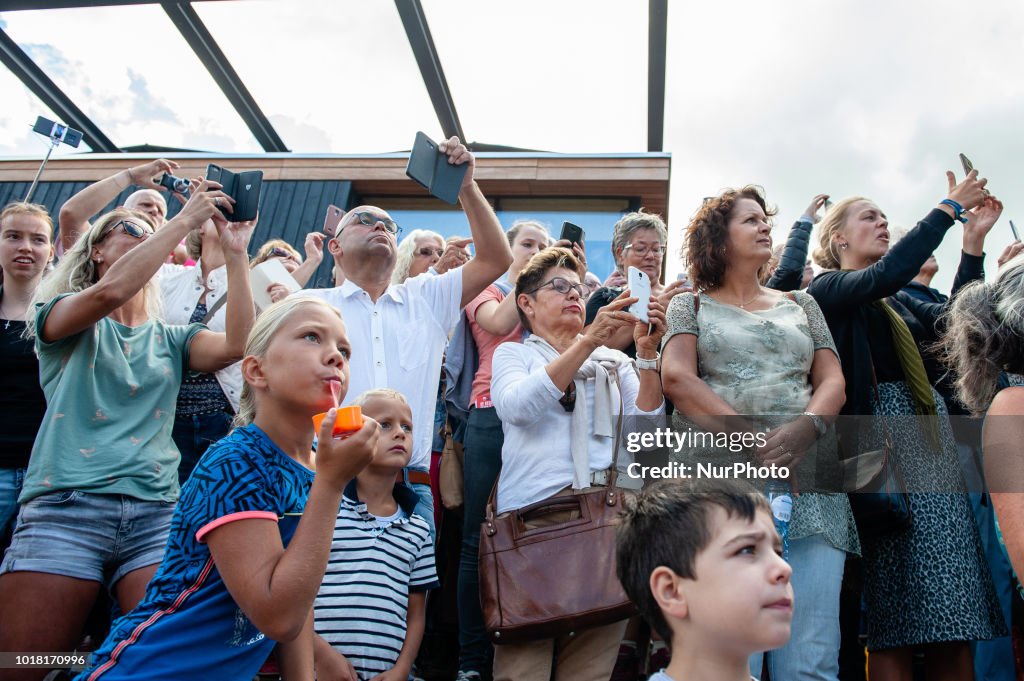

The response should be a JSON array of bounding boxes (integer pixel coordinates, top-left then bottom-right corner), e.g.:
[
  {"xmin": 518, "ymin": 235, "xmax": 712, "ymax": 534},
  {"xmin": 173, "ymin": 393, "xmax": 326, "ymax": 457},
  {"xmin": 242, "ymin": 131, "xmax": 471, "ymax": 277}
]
[{"xmin": 303, "ymin": 136, "xmax": 512, "ymax": 539}]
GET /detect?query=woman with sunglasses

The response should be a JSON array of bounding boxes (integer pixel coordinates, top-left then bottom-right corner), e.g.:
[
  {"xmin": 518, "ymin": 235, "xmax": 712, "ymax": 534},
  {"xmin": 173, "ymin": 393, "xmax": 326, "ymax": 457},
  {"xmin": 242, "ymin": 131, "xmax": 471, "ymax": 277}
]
[
  {"xmin": 0, "ymin": 180, "xmax": 256, "ymax": 681},
  {"xmin": 488, "ymin": 247, "xmax": 665, "ymax": 681},
  {"xmin": 393, "ymin": 229, "xmax": 447, "ymax": 284}
]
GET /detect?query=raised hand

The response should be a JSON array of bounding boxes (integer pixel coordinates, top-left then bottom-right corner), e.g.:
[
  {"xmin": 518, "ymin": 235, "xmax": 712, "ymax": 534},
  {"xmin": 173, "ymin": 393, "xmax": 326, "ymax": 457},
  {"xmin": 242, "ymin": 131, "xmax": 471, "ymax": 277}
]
[
  {"xmin": 437, "ymin": 136, "xmax": 475, "ymax": 189},
  {"xmin": 435, "ymin": 237, "xmax": 473, "ymax": 274},
  {"xmin": 946, "ymin": 169, "xmax": 990, "ymax": 212},
  {"xmin": 315, "ymin": 410, "xmax": 379, "ymax": 490},
  {"xmin": 998, "ymin": 240, "xmax": 1024, "ymax": 269},
  {"xmin": 128, "ymin": 158, "xmax": 180, "ymax": 190},
  {"xmin": 584, "ymin": 291, "xmax": 638, "ymax": 348},
  {"xmin": 216, "ymin": 215, "xmax": 257, "ymax": 257},
  {"xmin": 304, "ymin": 231, "xmax": 326, "ymax": 265},
  {"xmin": 634, "ymin": 296, "xmax": 666, "ymax": 355},
  {"xmin": 802, "ymin": 193, "xmax": 830, "ymax": 224},
  {"xmin": 175, "ymin": 177, "xmax": 233, "ymax": 227}
]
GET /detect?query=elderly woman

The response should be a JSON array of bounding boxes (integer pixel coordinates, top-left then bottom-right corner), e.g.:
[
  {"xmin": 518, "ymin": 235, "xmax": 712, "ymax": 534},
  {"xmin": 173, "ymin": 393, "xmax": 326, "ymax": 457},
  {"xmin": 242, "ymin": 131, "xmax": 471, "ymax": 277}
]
[
  {"xmin": 585, "ymin": 210, "xmax": 685, "ymax": 357},
  {"xmin": 0, "ymin": 182, "xmax": 255, "ymax": 679},
  {"xmin": 490, "ymin": 247, "xmax": 665, "ymax": 681},
  {"xmin": 392, "ymin": 229, "xmax": 472, "ymax": 285},
  {"xmin": 662, "ymin": 186, "xmax": 854, "ymax": 681},
  {"xmin": 806, "ymin": 171, "xmax": 1004, "ymax": 681}
]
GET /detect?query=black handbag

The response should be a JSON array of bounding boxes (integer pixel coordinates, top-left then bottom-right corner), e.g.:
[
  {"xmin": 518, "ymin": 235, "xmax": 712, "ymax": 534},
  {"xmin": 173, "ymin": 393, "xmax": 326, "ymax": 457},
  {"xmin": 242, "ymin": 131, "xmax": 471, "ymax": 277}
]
[{"xmin": 840, "ymin": 364, "xmax": 913, "ymax": 535}]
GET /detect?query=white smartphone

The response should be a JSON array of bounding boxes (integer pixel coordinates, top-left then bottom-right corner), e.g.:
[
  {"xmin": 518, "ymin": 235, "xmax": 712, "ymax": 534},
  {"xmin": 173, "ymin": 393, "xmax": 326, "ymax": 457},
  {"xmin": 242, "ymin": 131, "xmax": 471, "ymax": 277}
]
[{"xmin": 627, "ymin": 266, "xmax": 652, "ymax": 323}]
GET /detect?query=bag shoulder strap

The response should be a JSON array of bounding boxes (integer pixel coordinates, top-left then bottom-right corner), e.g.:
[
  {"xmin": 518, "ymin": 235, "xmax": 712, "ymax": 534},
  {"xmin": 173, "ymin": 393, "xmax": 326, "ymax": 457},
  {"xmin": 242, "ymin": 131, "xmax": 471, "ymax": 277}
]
[{"xmin": 201, "ymin": 294, "xmax": 228, "ymax": 325}]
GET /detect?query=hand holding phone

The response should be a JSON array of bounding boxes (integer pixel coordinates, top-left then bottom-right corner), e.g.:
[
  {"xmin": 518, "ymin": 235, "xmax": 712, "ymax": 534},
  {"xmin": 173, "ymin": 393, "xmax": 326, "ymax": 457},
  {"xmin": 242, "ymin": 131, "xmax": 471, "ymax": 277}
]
[
  {"xmin": 960, "ymin": 153, "xmax": 975, "ymax": 177},
  {"xmin": 559, "ymin": 221, "xmax": 585, "ymax": 247},
  {"xmin": 405, "ymin": 131, "xmax": 469, "ymax": 204},
  {"xmin": 627, "ymin": 266, "xmax": 652, "ymax": 323},
  {"xmin": 206, "ymin": 164, "xmax": 263, "ymax": 222},
  {"xmin": 323, "ymin": 204, "xmax": 344, "ymax": 237}
]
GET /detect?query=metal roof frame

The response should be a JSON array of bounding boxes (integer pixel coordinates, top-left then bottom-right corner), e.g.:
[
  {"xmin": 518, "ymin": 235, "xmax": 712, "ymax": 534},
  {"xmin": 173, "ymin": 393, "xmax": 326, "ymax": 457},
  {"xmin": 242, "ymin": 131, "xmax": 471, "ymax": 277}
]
[
  {"xmin": 0, "ymin": 26, "xmax": 119, "ymax": 152},
  {"xmin": 0, "ymin": 1, "xmax": 668, "ymax": 155}
]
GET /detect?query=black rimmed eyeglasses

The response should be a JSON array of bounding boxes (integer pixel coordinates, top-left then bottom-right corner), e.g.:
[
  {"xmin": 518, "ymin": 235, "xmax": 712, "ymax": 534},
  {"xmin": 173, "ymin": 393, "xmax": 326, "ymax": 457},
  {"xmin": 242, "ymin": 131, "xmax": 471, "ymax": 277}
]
[
  {"xmin": 526, "ymin": 276, "xmax": 591, "ymax": 301},
  {"xmin": 342, "ymin": 211, "xmax": 401, "ymax": 237}
]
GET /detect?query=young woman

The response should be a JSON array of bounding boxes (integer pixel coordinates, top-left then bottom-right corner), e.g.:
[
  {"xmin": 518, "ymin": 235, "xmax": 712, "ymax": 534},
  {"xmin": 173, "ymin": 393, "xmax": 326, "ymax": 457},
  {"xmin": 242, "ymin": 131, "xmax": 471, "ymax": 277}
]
[
  {"xmin": 0, "ymin": 203, "xmax": 54, "ymax": 539},
  {"xmin": 76, "ymin": 297, "xmax": 378, "ymax": 680},
  {"xmin": 0, "ymin": 180, "xmax": 255, "ymax": 681}
]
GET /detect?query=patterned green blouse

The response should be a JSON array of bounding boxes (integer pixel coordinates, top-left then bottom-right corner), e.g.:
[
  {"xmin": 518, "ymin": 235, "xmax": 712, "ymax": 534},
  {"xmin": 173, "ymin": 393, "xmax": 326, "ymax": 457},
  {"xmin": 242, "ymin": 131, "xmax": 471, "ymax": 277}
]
[{"xmin": 664, "ymin": 290, "xmax": 860, "ymax": 554}]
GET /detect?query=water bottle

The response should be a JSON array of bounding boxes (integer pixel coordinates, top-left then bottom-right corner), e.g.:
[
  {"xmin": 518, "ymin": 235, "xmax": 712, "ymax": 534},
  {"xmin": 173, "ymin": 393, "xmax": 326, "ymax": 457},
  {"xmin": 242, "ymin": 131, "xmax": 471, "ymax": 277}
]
[{"xmin": 765, "ymin": 479, "xmax": 792, "ymax": 562}]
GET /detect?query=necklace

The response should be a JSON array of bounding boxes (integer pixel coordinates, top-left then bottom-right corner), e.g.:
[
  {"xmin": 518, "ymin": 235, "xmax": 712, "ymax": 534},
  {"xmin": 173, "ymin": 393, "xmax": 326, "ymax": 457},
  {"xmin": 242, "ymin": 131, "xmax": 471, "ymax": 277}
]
[{"xmin": 735, "ymin": 289, "xmax": 761, "ymax": 309}]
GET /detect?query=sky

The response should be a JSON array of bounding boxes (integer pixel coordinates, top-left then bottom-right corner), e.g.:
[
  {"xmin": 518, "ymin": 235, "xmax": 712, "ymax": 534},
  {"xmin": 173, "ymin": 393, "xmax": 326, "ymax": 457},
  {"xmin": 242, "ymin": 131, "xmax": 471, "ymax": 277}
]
[{"xmin": 1, "ymin": 0, "xmax": 1023, "ymax": 289}]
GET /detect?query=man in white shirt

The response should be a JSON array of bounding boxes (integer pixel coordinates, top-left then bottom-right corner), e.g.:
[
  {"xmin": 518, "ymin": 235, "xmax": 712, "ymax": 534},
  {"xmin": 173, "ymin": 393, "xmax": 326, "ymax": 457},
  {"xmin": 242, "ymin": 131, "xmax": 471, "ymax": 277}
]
[{"xmin": 303, "ymin": 136, "xmax": 512, "ymax": 536}]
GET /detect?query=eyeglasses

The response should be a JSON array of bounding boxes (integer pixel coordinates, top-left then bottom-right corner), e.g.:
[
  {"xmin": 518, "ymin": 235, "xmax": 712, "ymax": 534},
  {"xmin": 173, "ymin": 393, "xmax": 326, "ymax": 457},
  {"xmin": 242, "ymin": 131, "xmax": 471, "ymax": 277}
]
[
  {"xmin": 623, "ymin": 243, "xmax": 664, "ymax": 257},
  {"xmin": 417, "ymin": 247, "xmax": 444, "ymax": 258},
  {"xmin": 527, "ymin": 276, "xmax": 591, "ymax": 300},
  {"xmin": 343, "ymin": 211, "xmax": 401, "ymax": 236},
  {"xmin": 96, "ymin": 219, "xmax": 151, "ymax": 244},
  {"xmin": 269, "ymin": 247, "xmax": 300, "ymax": 262}
]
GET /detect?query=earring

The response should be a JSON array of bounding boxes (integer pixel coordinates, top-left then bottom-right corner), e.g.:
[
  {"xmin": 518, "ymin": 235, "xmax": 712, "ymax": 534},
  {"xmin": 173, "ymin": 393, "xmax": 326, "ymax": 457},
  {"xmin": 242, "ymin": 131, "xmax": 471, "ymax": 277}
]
[{"xmin": 839, "ymin": 242, "xmax": 848, "ymax": 250}]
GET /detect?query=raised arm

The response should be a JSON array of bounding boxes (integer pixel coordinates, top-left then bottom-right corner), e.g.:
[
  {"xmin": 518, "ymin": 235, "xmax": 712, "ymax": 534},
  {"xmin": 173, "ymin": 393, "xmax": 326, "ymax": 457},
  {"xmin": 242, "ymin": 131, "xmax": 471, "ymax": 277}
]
[
  {"xmin": 472, "ymin": 291, "xmax": 521, "ymax": 336},
  {"xmin": 58, "ymin": 158, "xmax": 179, "ymax": 253},
  {"xmin": 205, "ymin": 413, "xmax": 377, "ymax": 643},
  {"xmin": 40, "ymin": 179, "xmax": 230, "ymax": 343},
  {"xmin": 437, "ymin": 137, "xmax": 513, "ymax": 308},
  {"xmin": 809, "ymin": 172, "xmax": 989, "ymax": 311},
  {"xmin": 766, "ymin": 196, "xmax": 822, "ymax": 292},
  {"xmin": 291, "ymin": 232, "xmax": 326, "ymax": 288},
  {"xmin": 187, "ymin": 214, "xmax": 258, "ymax": 373}
]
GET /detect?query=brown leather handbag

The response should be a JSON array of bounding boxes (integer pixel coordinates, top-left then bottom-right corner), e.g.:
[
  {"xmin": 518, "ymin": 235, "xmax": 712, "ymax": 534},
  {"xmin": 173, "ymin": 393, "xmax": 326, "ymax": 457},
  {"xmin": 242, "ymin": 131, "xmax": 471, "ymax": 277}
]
[{"xmin": 478, "ymin": 373, "xmax": 637, "ymax": 645}]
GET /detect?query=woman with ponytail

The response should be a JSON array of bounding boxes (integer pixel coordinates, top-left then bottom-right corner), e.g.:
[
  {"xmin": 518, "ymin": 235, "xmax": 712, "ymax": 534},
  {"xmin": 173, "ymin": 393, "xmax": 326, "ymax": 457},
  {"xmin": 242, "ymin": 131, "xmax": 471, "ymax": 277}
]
[
  {"xmin": 806, "ymin": 171, "xmax": 1004, "ymax": 681},
  {"xmin": 76, "ymin": 297, "xmax": 378, "ymax": 681},
  {"xmin": 943, "ymin": 256, "xmax": 1024, "ymax": 583}
]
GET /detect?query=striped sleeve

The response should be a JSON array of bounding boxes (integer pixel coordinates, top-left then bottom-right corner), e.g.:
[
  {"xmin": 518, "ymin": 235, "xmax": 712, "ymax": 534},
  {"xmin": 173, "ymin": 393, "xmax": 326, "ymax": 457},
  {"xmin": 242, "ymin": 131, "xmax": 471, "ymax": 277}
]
[{"xmin": 409, "ymin": 515, "xmax": 438, "ymax": 592}]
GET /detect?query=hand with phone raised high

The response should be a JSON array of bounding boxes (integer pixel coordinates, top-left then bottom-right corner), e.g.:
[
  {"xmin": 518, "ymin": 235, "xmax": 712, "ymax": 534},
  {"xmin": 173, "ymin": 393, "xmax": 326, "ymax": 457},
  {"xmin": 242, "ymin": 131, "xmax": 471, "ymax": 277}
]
[{"xmin": 437, "ymin": 136, "xmax": 475, "ymax": 190}]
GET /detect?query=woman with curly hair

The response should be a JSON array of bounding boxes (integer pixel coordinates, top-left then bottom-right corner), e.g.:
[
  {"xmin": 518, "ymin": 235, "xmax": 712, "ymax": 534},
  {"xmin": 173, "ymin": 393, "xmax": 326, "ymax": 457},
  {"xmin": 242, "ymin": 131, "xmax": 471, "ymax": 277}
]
[
  {"xmin": 806, "ymin": 171, "xmax": 1005, "ymax": 681},
  {"xmin": 662, "ymin": 185, "xmax": 854, "ymax": 681}
]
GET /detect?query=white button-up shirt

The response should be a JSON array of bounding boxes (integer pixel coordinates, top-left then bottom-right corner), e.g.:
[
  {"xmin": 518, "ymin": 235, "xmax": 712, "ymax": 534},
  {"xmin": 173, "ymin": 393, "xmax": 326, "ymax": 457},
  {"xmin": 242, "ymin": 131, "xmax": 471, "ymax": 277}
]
[
  {"xmin": 304, "ymin": 270, "xmax": 462, "ymax": 471},
  {"xmin": 158, "ymin": 260, "xmax": 243, "ymax": 411}
]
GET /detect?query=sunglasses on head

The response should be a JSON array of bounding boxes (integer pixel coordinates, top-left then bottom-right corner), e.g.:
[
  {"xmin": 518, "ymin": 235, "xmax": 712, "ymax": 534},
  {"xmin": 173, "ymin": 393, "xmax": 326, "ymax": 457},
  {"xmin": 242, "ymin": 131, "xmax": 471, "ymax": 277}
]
[
  {"xmin": 96, "ymin": 219, "xmax": 151, "ymax": 244},
  {"xmin": 269, "ymin": 247, "xmax": 299, "ymax": 261}
]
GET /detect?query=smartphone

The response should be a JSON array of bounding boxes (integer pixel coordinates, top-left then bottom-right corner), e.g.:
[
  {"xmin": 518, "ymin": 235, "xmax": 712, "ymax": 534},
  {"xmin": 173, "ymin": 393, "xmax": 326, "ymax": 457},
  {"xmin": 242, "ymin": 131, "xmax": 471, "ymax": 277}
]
[
  {"xmin": 559, "ymin": 221, "xmax": 585, "ymax": 247},
  {"xmin": 323, "ymin": 204, "xmax": 344, "ymax": 237},
  {"xmin": 627, "ymin": 266, "xmax": 652, "ymax": 323},
  {"xmin": 405, "ymin": 131, "xmax": 469, "ymax": 205},
  {"xmin": 823, "ymin": 197, "xmax": 834, "ymax": 211},
  {"xmin": 676, "ymin": 269, "xmax": 690, "ymax": 285},
  {"xmin": 959, "ymin": 153, "xmax": 974, "ymax": 177},
  {"xmin": 206, "ymin": 164, "xmax": 263, "ymax": 222},
  {"xmin": 1011, "ymin": 219, "xmax": 1020, "ymax": 242}
]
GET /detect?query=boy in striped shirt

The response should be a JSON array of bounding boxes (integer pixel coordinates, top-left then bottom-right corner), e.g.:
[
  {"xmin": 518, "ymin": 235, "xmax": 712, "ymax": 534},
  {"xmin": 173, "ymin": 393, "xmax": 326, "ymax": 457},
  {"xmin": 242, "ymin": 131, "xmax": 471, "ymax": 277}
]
[{"xmin": 314, "ymin": 389, "xmax": 438, "ymax": 680}]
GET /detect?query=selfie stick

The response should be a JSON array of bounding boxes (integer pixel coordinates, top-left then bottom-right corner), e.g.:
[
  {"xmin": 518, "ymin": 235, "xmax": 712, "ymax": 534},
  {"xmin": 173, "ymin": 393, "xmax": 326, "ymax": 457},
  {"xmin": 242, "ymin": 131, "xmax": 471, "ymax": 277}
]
[{"xmin": 24, "ymin": 116, "xmax": 84, "ymax": 203}]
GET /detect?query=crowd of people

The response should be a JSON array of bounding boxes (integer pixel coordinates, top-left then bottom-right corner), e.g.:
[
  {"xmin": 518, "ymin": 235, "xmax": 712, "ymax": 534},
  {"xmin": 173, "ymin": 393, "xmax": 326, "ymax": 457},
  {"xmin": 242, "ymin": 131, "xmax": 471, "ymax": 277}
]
[{"xmin": 0, "ymin": 141, "xmax": 1022, "ymax": 681}]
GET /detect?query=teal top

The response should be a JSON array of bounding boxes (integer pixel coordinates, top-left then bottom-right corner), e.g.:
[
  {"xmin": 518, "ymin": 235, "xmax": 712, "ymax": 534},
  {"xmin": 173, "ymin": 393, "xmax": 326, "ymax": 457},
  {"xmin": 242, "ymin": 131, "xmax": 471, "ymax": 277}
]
[{"xmin": 20, "ymin": 293, "xmax": 204, "ymax": 504}]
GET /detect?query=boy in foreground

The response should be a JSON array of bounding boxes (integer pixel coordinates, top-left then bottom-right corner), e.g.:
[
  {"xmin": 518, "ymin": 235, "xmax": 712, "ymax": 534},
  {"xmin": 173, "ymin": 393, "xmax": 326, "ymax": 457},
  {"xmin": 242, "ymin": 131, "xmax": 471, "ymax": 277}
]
[{"xmin": 616, "ymin": 479, "xmax": 793, "ymax": 681}]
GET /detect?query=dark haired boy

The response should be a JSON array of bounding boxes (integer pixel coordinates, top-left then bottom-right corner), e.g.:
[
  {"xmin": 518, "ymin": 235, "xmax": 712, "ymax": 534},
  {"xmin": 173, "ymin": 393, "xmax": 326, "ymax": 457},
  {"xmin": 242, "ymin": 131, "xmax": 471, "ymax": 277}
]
[{"xmin": 616, "ymin": 479, "xmax": 793, "ymax": 681}]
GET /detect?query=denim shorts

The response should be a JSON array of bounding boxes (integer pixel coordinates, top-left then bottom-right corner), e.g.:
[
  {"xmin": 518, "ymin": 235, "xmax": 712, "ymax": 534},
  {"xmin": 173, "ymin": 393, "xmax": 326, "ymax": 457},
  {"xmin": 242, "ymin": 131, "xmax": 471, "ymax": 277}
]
[{"xmin": 0, "ymin": 490, "xmax": 175, "ymax": 589}]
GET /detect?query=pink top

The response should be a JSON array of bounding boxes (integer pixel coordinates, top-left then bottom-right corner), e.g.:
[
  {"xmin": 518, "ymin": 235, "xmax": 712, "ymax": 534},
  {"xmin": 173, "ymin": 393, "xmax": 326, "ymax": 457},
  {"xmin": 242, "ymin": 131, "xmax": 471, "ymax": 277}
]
[{"xmin": 466, "ymin": 284, "xmax": 524, "ymax": 409}]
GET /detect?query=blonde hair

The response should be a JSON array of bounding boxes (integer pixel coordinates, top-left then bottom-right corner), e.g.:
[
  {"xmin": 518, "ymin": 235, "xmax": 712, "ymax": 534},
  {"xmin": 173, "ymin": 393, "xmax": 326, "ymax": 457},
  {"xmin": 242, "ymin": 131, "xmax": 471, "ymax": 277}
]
[
  {"xmin": 506, "ymin": 219, "xmax": 550, "ymax": 247},
  {"xmin": 234, "ymin": 296, "xmax": 343, "ymax": 427},
  {"xmin": 250, "ymin": 239, "xmax": 302, "ymax": 269},
  {"xmin": 812, "ymin": 196, "xmax": 869, "ymax": 270},
  {"xmin": 350, "ymin": 388, "xmax": 410, "ymax": 408},
  {"xmin": 0, "ymin": 202, "xmax": 54, "ymax": 239},
  {"xmin": 27, "ymin": 208, "xmax": 159, "ymax": 338},
  {"xmin": 393, "ymin": 229, "xmax": 444, "ymax": 285},
  {"xmin": 940, "ymin": 255, "xmax": 1024, "ymax": 415},
  {"xmin": 184, "ymin": 227, "xmax": 203, "ymax": 261}
]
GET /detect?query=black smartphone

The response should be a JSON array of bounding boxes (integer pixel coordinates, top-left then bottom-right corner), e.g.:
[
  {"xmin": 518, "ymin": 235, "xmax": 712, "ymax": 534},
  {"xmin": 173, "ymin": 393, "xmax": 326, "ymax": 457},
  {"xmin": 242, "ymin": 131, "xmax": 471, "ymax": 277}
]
[
  {"xmin": 206, "ymin": 164, "xmax": 263, "ymax": 222},
  {"xmin": 405, "ymin": 131, "xmax": 469, "ymax": 205},
  {"xmin": 559, "ymin": 221, "xmax": 585, "ymax": 246},
  {"xmin": 959, "ymin": 153, "xmax": 974, "ymax": 177}
]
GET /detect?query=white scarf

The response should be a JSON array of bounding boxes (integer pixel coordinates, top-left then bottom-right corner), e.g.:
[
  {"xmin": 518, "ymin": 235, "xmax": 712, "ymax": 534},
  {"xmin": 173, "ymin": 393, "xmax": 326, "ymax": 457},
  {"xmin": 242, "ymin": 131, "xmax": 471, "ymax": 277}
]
[{"xmin": 523, "ymin": 334, "xmax": 631, "ymax": 489}]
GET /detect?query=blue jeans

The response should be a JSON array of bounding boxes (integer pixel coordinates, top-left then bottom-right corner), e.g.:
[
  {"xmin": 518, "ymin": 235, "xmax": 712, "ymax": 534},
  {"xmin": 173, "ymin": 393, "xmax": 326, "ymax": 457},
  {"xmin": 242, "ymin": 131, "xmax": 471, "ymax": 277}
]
[
  {"xmin": 0, "ymin": 468, "xmax": 25, "ymax": 538},
  {"xmin": 172, "ymin": 410, "xmax": 234, "ymax": 485},
  {"xmin": 457, "ymin": 406, "xmax": 504, "ymax": 674},
  {"xmin": 750, "ymin": 533, "xmax": 846, "ymax": 681}
]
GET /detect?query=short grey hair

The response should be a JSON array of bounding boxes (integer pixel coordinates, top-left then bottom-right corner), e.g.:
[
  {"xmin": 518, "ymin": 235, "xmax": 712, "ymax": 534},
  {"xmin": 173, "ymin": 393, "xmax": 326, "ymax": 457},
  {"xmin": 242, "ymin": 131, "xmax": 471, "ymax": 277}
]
[{"xmin": 610, "ymin": 210, "xmax": 668, "ymax": 267}]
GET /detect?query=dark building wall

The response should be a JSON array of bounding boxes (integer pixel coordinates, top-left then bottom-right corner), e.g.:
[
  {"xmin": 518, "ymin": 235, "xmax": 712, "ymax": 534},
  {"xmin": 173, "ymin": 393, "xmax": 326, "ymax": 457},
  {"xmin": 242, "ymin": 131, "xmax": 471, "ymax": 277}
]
[{"xmin": 0, "ymin": 179, "xmax": 353, "ymax": 288}]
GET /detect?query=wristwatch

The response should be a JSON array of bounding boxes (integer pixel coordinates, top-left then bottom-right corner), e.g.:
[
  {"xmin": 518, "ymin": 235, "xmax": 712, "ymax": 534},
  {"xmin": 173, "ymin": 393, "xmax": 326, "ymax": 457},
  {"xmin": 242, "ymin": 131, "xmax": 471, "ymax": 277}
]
[
  {"xmin": 636, "ymin": 353, "xmax": 660, "ymax": 372},
  {"xmin": 801, "ymin": 411, "xmax": 827, "ymax": 438}
]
